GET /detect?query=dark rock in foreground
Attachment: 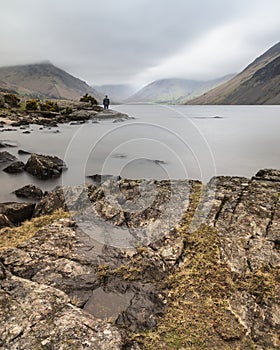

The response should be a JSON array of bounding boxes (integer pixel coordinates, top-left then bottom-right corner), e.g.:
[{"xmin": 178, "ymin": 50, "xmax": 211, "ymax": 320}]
[
  {"xmin": 33, "ymin": 186, "xmax": 67, "ymax": 217},
  {"xmin": 14, "ymin": 185, "xmax": 43, "ymax": 200},
  {"xmin": 0, "ymin": 202, "xmax": 35, "ymax": 225},
  {"xmin": 0, "ymin": 214, "xmax": 13, "ymax": 229},
  {"xmin": 3, "ymin": 161, "xmax": 25, "ymax": 173},
  {"xmin": 0, "ymin": 151, "xmax": 16, "ymax": 163},
  {"xmin": 24, "ymin": 153, "xmax": 67, "ymax": 179}
]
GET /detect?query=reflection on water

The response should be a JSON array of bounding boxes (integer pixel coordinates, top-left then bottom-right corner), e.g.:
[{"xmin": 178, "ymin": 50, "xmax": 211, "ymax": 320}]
[
  {"xmin": 84, "ymin": 287, "xmax": 134, "ymax": 320},
  {"xmin": 0, "ymin": 105, "xmax": 280, "ymax": 202}
]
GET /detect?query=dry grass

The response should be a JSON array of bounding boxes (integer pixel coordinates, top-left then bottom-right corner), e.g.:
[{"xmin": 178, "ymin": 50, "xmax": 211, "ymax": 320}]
[
  {"xmin": 0, "ymin": 209, "xmax": 70, "ymax": 250},
  {"xmin": 128, "ymin": 183, "xmax": 279, "ymax": 349}
]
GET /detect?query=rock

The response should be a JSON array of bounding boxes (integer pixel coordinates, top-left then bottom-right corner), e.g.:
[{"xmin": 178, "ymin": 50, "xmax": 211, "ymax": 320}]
[
  {"xmin": 93, "ymin": 110, "xmax": 133, "ymax": 121},
  {"xmin": 0, "ymin": 218, "xmax": 166, "ymax": 336},
  {"xmin": 0, "ymin": 202, "xmax": 35, "ymax": 225},
  {"xmin": 0, "ymin": 151, "xmax": 16, "ymax": 163},
  {"xmin": 33, "ymin": 186, "xmax": 67, "ymax": 216},
  {"xmin": 14, "ymin": 185, "xmax": 43, "ymax": 200},
  {"xmin": 87, "ymin": 174, "xmax": 121, "ymax": 185},
  {"xmin": 0, "ymin": 141, "xmax": 17, "ymax": 148},
  {"xmin": 3, "ymin": 161, "xmax": 25, "ymax": 173},
  {"xmin": 70, "ymin": 120, "xmax": 86, "ymax": 125},
  {"xmin": 68, "ymin": 110, "xmax": 97, "ymax": 120},
  {"xmin": 0, "ymin": 269, "xmax": 123, "ymax": 349},
  {"xmin": 253, "ymin": 168, "xmax": 280, "ymax": 182},
  {"xmin": 0, "ymin": 170, "xmax": 279, "ymax": 348},
  {"xmin": 33, "ymin": 185, "xmax": 98, "ymax": 217},
  {"xmin": 22, "ymin": 130, "xmax": 31, "ymax": 134},
  {"xmin": 115, "ymin": 285, "xmax": 165, "ymax": 331},
  {"xmin": 18, "ymin": 149, "xmax": 31, "ymax": 155},
  {"xmin": 0, "ymin": 128, "xmax": 17, "ymax": 132},
  {"xmin": 0, "ymin": 214, "xmax": 13, "ymax": 229},
  {"xmin": 25, "ymin": 153, "xmax": 67, "ymax": 179},
  {"xmin": 11, "ymin": 120, "xmax": 29, "ymax": 127},
  {"xmin": 0, "ymin": 262, "xmax": 6, "ymax": 279}
]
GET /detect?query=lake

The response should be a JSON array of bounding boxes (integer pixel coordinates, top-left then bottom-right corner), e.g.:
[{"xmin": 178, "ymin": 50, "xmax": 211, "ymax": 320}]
[{"xmin": 1, "ymin": 104, "xmax": 280, "ymax": 202}]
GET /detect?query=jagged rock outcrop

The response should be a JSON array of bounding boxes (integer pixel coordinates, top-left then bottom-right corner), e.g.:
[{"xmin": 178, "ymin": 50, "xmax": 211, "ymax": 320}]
[
  {"xmin": 0, "ymin": 169, "xmax": 279, "ymax": 348},
  {"xmin": 14, "ymin": 184, "xmax": 43, "ymax": 200},
  {"xmin": 0, "ymin": 262, "xmax": 123, "ymax": 349},
  {"xmin": 0, "ymin": 202, "xmax": 35, "ymax": 226},
  {"xmin": 24, "ymin": 153, "xmax": 67, "ymax": 179}
]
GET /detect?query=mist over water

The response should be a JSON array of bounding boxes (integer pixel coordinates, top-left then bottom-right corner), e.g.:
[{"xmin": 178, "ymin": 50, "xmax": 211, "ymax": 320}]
[{"xmin": 1, "ymin": 105, "xmax": 280, "ymax": 202}]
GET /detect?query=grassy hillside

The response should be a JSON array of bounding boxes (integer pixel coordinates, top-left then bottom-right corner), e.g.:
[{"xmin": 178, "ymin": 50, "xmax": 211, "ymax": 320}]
[
  {"xmin": 188, "ymin": 42, "xmax": 280, "ymax": 105},
  {"xmin": 126, "ymin": 76, "xmax": 233, "ymax": 104},
  {"xmin": 0, "ymin": 63, "xmax": 101, "ymax": 101}
]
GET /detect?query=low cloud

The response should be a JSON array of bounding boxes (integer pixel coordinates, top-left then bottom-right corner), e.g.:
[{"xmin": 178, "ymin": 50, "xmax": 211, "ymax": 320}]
[{"xmin": 0, "ymin": 0, "xmax": 279, "ymax": 86}]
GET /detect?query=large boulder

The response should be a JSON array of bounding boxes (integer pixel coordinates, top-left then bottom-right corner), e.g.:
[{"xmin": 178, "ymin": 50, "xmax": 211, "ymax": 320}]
[
  {"xmin": 0, "ymin": 202, "xmax": 35, "ymax": 226},
  {"xmin": 14, "ymin": 185, "xmax": 43, "ymax": 200},
  {"xmin": 3, "ymin": 161, "xmax": 25, "ymax": 173},
  {"xmin": 24, "ymin": 153, "xmax": 67, "ymax": 179}
]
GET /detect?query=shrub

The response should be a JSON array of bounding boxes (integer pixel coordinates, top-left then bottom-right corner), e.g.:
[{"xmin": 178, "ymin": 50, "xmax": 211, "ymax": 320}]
[
  {"xmin": 64, "ymin": 106, "xmax": 73, "ymax": 115},
  {"xmin": 80, "ymin": 93, "xmax": 97, "ymax": 106},
  {"xmin": 0, "ymin": 95, "xmax": 5, "ymax": 108},
  {"xmin": 40, "ymin": 100, "xmax": 60, "ymax": 112},
  {"xmin": 25, "ymin": 99, "xmax": 38, "ymax": 111},
  {"xmin": 3, "ymin": 94, "xmax": 20, "ymax": 107}
]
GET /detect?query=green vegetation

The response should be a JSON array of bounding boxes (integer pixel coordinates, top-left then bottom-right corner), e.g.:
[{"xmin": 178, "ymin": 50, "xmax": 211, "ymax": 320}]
[
  {"xmin": 25, "ymin": 99, "xmax": 38, "ymax": 111},
  {"xmin": 0, "ymin": 209, "xmax": 69, "ymax": 250},
  {"xmin": 80, "ymin": 93, "xmax": 97, "ymax": 106},
  {"xmin": 39, "ymin": 100, "xmax": 60, "ymax": 112},
  {"xmin": 3, "ymin": 93, "xmax": 20, "ymax": 107},
  {"xmin": 62, "ymin": 106, "xmax": 73, "ymax": 115}
]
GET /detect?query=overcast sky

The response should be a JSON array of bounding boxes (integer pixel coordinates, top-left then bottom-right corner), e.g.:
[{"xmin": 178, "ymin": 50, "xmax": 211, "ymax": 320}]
[{"xmin": 0, "ymin": 0, "xmax": 279, "ymax": 87}]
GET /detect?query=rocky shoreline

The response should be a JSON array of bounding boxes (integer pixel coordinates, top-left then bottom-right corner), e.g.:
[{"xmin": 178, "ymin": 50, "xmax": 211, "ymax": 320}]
[
  {"xmin": 0, "ymin": 169, "xmax": 279, "ymax": 349},
  {"xmin": 0, "ymin": 97, "xmax": 133, "ymax": 129}
]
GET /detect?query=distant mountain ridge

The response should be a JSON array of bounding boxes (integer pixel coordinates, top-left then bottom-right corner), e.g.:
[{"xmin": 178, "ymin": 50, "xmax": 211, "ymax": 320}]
[
  {"xmin": 0, "ymin": 63, "xmax": 101, "ymax": 101},
  {"xmin": 125, "ymin": 75, "xmax": 234, "ymax": 104},
  {"xmin": 188, "ymin": 42, "xmax": 280, "ymax": 104},
  {"xmin": 93, "ymin": 84, "xmax": 137, "ymax": 103}
]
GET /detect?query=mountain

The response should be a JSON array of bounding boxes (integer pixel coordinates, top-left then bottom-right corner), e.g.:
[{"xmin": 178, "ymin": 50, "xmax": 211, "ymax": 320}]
[
  {"xmin": 0, "ymin": 63, "xmax": 101, "ymax": 101},
  {"xmin": 125, "ymin": 76, "xmax": 234, "ymax": 104},
  {"xmin": 188, "ymin": 42, "xmax": 280, "ymax": 104},
  {"xmin": 93, "ymin": 84, "xmax": 137, "ymax": 103}
]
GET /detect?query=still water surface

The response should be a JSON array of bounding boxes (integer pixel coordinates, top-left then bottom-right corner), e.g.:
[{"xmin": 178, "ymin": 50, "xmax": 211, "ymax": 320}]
[{"xmin": 1, "ymin": 105, "xmax": 280, "ymax": 202}]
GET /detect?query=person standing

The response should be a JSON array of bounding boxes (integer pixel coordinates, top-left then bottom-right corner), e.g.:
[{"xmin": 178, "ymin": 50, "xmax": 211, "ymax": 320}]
[{"xmin": 103, "ymin": 95, "xmax": 110, "ymax": 109}]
